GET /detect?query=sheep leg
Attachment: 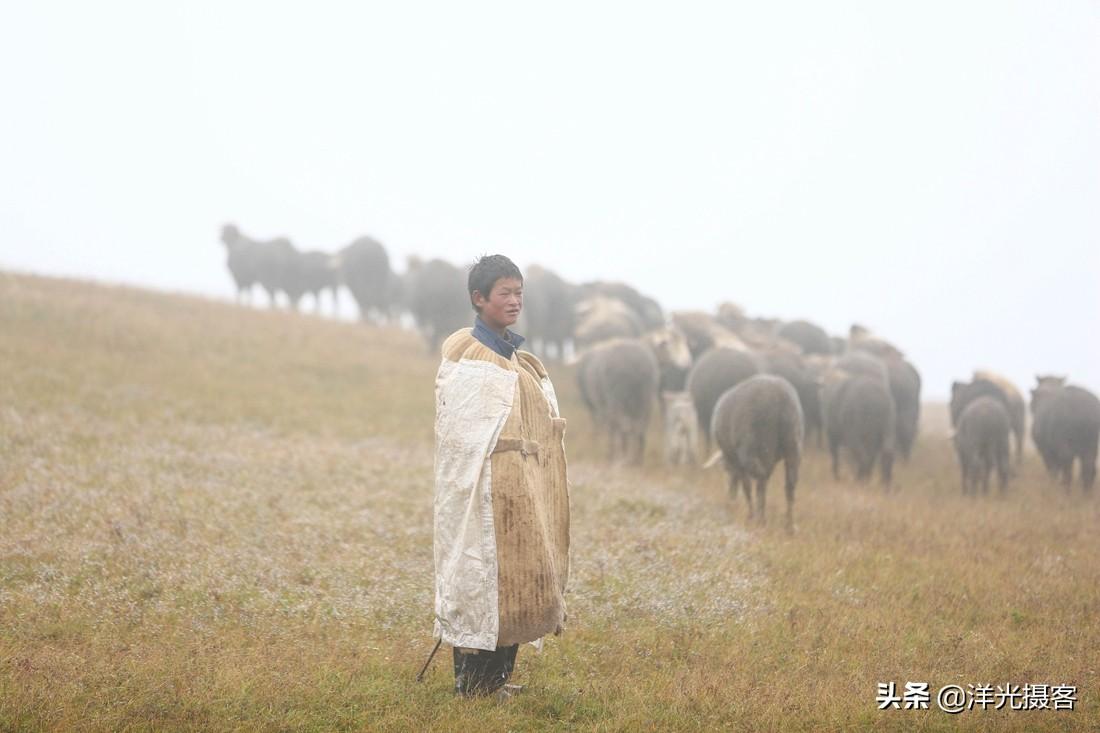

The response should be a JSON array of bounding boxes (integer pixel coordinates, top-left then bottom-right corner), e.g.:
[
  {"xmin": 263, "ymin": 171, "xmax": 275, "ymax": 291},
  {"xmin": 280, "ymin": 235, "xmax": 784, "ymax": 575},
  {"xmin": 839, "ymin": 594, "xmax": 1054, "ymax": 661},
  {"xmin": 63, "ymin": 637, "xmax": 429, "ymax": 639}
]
[
  {"xmin": 855, "ymin": 449, "xmax": 871, "ymax": 482},
  {"xmin": 1037, "ymin": 447, "xmax": 1052, "ymax": 475},
  {"xmin": 880, "ymin": 450, "xmax": 894, "ymax": 491},
  {"xmin": 996, "ymin": 443, "xmax": 1010, "ymax": 494},
  {"xmin": 829, "ymin": 437, "xmax": 841, "ymax": 480},
  {"xmin": 784, "ymin": 457, "xmax": 797, "ymax": 534},
  {"xmin": 596, "ymin": 415, "xmax": 610, "ymax": 463},
  {"xmin": 741, "ymin": 476, "xmax": 753, "ymax": 522},
  {"xmin": 725, "ymin": 466, "xmax": 738, "ymax": 500},
  {"xmin": 1081, "ymin": 446, "xmax": 1097, "ymax": 493},
  {"xmin": 755, "ymin": 477, "xmax": 767, "ymax": 526}
]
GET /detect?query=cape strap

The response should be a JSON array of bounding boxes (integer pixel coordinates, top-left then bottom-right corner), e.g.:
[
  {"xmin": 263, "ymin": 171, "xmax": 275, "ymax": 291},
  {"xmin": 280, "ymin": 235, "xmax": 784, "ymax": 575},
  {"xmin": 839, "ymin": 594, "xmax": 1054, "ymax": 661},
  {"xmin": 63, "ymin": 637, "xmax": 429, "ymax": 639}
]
[{"xmin": 492, "ymin": 437, "xmax": 540, "ymax": 457}]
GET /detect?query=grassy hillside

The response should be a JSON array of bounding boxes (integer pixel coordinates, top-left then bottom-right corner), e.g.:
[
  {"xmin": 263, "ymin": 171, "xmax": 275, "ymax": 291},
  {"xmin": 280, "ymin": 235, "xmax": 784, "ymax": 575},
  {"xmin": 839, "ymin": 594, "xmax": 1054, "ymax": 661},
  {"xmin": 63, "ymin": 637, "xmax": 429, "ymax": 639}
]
[{"xmin": 1, "ymin": 272, "xmax": 1097, "ymax": 731}]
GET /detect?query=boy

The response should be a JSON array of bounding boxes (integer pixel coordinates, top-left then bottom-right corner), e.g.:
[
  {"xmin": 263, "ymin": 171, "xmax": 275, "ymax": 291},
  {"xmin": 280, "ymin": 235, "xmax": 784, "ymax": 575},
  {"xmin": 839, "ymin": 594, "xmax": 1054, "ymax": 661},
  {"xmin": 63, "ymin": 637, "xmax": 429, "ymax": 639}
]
[{"xmin": 432, "ymin": 255, "xmax": 570, "ymax": 698}]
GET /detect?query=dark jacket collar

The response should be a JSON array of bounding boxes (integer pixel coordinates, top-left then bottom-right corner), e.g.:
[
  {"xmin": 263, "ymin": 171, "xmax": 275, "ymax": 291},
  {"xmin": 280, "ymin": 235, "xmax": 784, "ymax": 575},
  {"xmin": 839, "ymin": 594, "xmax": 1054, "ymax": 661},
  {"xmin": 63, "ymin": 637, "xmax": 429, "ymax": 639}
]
[{"xmin": 472, "ymin": 316, "xmax": 525, "ymax": 360}]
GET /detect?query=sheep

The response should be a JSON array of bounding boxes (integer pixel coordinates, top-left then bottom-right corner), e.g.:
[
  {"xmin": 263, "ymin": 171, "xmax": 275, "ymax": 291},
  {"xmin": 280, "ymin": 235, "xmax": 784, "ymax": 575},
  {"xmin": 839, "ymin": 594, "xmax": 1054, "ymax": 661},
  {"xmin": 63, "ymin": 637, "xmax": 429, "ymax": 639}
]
[{"xmin": 709, "ymin": 375, "xmax": 804, "ymax": 531}]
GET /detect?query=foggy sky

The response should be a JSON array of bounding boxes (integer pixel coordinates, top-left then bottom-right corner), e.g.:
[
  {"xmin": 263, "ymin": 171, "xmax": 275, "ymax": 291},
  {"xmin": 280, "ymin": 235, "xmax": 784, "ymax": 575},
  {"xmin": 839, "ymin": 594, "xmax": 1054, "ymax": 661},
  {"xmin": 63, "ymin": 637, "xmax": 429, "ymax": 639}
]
[{"xmin": 1, "ymin": 1, "xmax": 1097, "ymax": 399}]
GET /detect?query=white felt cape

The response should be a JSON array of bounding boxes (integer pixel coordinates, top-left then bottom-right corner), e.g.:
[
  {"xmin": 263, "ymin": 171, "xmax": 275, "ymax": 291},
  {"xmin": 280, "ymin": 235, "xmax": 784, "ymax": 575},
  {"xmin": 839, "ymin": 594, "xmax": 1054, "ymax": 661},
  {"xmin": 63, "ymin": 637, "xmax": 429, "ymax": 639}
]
[{"xmin": 432, "ymin": 357, "xmax": 517, "ymax": 650}]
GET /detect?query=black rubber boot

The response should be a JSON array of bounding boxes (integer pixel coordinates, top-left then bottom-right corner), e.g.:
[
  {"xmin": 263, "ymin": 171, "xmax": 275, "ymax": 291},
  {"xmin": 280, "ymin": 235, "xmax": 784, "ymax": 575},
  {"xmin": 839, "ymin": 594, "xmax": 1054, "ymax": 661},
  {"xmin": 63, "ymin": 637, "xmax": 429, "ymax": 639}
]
[{"xmin": 453, "ymin": 644, "xmax": 519, "ymax": 697}]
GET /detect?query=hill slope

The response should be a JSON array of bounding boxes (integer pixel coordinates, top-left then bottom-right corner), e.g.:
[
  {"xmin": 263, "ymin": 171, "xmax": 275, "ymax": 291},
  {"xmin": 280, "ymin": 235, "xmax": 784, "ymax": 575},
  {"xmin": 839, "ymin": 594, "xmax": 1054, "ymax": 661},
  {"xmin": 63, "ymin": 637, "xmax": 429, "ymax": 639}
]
[{"xmin": 1, "ymin": 272, "xmax": 1097, "ymax": 731}]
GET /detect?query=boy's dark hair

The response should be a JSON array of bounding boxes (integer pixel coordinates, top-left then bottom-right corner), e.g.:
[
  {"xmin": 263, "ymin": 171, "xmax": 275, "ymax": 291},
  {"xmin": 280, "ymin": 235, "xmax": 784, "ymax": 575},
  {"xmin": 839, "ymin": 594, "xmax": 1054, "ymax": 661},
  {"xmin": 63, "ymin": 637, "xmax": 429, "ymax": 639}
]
[{"xmin": 467, "ymin": 255, "xmax": 523, "ymax": 313}]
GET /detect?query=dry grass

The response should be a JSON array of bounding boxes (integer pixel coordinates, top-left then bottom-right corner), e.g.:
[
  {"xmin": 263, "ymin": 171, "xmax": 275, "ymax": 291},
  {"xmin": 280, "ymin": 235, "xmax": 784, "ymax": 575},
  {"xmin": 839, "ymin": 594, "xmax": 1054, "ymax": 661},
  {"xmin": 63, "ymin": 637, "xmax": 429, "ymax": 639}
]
[{"xmin": 1, "ymin": 271, "xmax": 1098, "ymax": 731}]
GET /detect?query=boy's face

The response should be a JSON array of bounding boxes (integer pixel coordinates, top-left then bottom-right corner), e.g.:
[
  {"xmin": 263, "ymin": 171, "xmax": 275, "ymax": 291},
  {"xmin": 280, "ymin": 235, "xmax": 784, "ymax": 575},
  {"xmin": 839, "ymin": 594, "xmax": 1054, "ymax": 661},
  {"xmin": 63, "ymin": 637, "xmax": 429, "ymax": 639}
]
[{"xmin": 475, "ymin": 277, "xmax": 523, "ymax": 331}]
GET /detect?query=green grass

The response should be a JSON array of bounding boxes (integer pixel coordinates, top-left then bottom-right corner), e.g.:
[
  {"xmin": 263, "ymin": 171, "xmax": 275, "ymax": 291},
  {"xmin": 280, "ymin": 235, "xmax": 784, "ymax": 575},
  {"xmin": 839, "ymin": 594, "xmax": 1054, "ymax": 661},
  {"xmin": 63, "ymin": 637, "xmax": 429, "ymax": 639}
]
[{"xmin": 1, "ymin": 271, "xmax": 1098, "ymax": 731}]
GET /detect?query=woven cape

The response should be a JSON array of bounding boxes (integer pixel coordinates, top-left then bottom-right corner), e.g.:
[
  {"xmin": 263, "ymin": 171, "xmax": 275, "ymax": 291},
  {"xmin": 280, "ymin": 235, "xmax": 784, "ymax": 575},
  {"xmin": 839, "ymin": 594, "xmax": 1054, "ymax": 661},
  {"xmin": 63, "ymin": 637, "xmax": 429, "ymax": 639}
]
[{"xmin": 433, "ymin": 329, "xmax": 570, "ymax": 650}]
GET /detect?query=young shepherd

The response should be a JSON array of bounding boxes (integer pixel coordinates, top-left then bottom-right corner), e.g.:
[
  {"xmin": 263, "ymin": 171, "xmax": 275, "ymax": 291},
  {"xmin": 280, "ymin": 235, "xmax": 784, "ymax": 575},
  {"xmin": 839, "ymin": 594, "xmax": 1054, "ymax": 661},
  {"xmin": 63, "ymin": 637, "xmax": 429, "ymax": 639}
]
[
  {"xmin": 953, "ymin": 396, "xmax": 1012, "ymax": 495},
  {"xmin": 707, "ymin": 374, "xmax": 804, "ymax": 532},
  {"xmin": 433, "ymin": 255, "xmax": 570, "ymax": 700}
]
